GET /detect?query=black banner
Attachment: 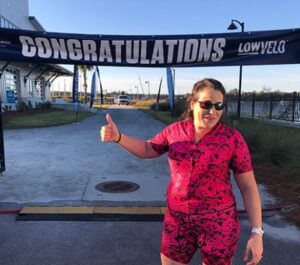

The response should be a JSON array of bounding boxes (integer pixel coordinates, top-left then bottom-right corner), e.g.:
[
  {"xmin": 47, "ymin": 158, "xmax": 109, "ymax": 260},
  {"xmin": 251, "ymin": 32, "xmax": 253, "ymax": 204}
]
[{"xmin": 1, "ymin": 28, "xmax": 300, "ymax": 67}]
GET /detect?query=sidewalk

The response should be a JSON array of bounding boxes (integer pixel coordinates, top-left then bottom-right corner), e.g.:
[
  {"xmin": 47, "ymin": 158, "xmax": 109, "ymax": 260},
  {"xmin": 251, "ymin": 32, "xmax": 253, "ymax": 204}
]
[{"xmin": 0, "ymin": 106, "xmax": 169, "ymax": 205}]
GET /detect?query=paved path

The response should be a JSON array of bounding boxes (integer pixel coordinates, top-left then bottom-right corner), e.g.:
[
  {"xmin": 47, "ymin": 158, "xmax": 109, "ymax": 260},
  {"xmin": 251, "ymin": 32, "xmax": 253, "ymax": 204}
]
[
  {"xmin": 0, "ymin": 106, "xmax": 169, "ymax": 205},
  {"xmin": 0, "ymin": 105, "xmax": 299, "ymax": 265}
]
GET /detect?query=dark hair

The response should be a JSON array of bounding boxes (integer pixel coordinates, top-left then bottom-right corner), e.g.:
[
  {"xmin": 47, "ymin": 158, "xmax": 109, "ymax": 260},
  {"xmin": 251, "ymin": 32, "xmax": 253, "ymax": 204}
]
[{"xmin": 182, "ymin": 78, "xmax": 226, "ymax": 119}]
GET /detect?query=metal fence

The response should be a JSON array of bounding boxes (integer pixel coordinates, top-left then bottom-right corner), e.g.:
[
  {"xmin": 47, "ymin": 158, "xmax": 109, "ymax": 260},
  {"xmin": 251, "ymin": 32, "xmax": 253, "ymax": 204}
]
[{"xmin": 225, "ymin": 92, "xmax": 300, "ymax": 122}]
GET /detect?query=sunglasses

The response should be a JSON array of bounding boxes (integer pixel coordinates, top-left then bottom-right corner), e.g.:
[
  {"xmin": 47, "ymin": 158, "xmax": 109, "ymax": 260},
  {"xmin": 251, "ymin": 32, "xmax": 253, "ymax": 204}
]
[{"xmin": 198, "ymin": 101, "xmax": 225, "ymax": 111}]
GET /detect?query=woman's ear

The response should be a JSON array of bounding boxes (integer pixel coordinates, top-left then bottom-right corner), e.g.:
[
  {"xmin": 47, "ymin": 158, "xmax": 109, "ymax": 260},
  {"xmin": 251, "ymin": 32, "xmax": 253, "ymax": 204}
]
[{"xmin": 190, "ymin": 100, "xmax": 195, "ymax": 111}]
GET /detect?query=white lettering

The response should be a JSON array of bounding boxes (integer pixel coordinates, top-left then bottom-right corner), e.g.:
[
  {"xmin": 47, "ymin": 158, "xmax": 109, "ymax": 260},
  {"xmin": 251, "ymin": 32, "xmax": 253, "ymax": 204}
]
[
  {"xmin": 67, "ymin": 39, "xmax": 82, "ymax": 60},
  {"xmin": 278, "ymin": 40, "xmax": 286, "ymax": 53},
  {"xmin": 19, "ymin": 36, "xmax": 36, "ymax": 57},
  {"xmin": 198, "ymin": 39, "xmax": 213, "ymax": 61},
  {"xmin": 238, "ymin": 43, "xmax": 243, "ymax": 53},
  {"xmin": 176, "ymin": 40, "xmax": 185, "ymax": 63},
  {"xmin": 251, "ymin": 42, "xmax": 260, "ymax": 52},
  {"xmin": 238, "ymin": 40, "xmax": 287, "ymax": 55},
  {"xmin": 140, "ymin": 40, "xmax": 150, "ymax": 64},
  {"xmin": 112, "ymin": 40, "xmax": 124, "ymax": 63},
  {"xmin": 35, "ymin": 37, "xmax": 52, "ymax": 58},
  {"xmin": 82, "ymin": 40, "xmax": 97, "ymax": 61},
  {"xmin": 244, "ymin": 42, "xmax": 251, "ymax": 53},
  {"xmin": 126, "ymin": 40, "xmax": 139, "ymax": 64},
  {"xmin": 50, "ymin": 38, "xmax": 67, "ymax": 59},
  {"xmin": 151, "ymin": 40, "xmax": 164, "ymax": 64},
  {"xmin": 184, "ymin": 39, "xmax": 198, "ymax": 62},
  {"xmin": 99, "ymin": 40, "xmax": 112, "ymax": 62},
  {"xmin": 211, "ymin": 38, "xmax": 225, "ymax": 61},
  {"xmin": 166, "ymin": 40, "xmax": 177, "ymax": 63},
  {"xmin": 260, "ymin": 42, "xmax": 268, "ymax": 54}
]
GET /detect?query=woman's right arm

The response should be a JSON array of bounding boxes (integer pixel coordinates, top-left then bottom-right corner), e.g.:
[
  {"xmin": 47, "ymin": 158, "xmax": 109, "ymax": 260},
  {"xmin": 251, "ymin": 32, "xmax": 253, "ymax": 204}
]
[{"xmin": 100, "ymin": 113, "xmax": 160, "ymax": 159}]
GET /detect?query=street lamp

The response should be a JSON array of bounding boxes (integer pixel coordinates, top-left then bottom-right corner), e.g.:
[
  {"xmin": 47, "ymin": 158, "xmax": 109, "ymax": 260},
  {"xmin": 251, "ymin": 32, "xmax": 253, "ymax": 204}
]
[
  {"xmin": 227, "ymin": 19, "xmax": 245, "ymax": 120},
  {"xmin": 135, "ymin": 85, "xmax": 139, "ymax": 100},
  {"xmin": 145, "ymin": 81, "xmax": 150, "ymax": 98},
  {"xmin": 63, "ymin": 78, "xmax": 66, "ymax": 97}
]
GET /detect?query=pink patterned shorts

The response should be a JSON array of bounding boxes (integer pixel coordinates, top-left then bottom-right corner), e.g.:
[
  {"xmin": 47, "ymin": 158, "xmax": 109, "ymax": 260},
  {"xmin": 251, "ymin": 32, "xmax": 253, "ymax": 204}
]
[{"xmin": 161, "ymin": 205, "xmax": 240, "ymax": 265}]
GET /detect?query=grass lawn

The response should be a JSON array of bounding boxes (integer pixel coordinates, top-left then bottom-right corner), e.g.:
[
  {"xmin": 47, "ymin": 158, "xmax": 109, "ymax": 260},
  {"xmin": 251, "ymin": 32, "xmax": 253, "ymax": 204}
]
[
  {"xmin": 141, "ymin": 109, "xmax": 179, "ymax": 125},
  {"xmin": 3, "ymin": 109, "xmax": 95, "ymax": 129},
  {"xmin": 92, "ymin": 104, "xmax": 112, "ymax": 109},
  {"xmin": 137, "ymin": 106, "xmax": 300, "ymax": 227}
]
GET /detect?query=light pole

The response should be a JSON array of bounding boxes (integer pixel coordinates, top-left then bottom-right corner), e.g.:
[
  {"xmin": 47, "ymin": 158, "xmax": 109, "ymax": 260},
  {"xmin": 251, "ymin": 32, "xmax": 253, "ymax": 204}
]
[
  {"xmin": 145, "ymin": 81, "xmax": 150, "ymax": 98},
  {"xmin": 63, "ymin": 78, "xmax": 66, "ymax": 97},
  {"xmin": 135, "ymin": 85, "xmax": 139, "ymax": 100},
  {"xmin": 227, "ymin": 19, "xmax": 244, "ymax": 120}
]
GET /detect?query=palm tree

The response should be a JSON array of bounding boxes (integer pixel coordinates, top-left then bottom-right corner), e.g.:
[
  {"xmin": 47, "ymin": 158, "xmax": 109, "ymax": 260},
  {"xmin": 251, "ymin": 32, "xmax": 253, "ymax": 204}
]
[{"xmin": 78, "ymin": 65, "xmax": 93, "ymax": 103}]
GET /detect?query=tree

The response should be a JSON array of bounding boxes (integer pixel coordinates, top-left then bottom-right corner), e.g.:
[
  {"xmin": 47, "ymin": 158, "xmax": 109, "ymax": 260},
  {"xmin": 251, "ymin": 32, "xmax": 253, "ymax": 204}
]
[
  {"xmin": 227, "ymin": 88, "xmax": 239, "ymax": 95},
  {"xmin": 78, "ymin": 65, "xmax": 93, "ymax": 103},
  {"xmin": 262, "ymin": 85, "xmax": 272, "ymax": 93}
]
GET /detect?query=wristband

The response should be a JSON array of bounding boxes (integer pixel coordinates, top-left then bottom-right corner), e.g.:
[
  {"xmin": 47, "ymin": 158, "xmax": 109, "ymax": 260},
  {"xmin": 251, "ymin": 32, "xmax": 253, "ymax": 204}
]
[
  {"xmin": 251, "ymin": 226, "xmax": 264, "ymax": 236},
  {"xmin": 114, "ymin": 131, "xmax": 122, "ymax": 143}
]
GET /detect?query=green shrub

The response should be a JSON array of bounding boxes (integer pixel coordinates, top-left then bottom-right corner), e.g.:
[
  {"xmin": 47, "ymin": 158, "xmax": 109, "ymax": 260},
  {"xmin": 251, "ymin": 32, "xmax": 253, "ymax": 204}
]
[
  {"xmin": 235, "ymin": 120, "xmax": 265, "ymax": 153},
  {"xmin": 150, "ymin": 99, "xmax": 187, "ymax": 117},
  {"xmin": 35, "ymin": 102, "xmax": 42, "ymax": 109},
  {"xmin": 34, "ymin": 102, "xmax": 51, "ymax": 110},
  {"xmin": 44, "ymin": 101, "xmax": 52, "ymax": 109},
  {"xmin": 151, "ymin": 102, "xmax": 170, "ymax": 111},
  {"xmin": 236, "ymin": 119, "xmax": 300, "ymax": 167},
  {"xmin": 2, "ymin": 105, "xmax": 11, "ymax": 112},
  {"xmin": 16, "ymin": 101, "xmax": 28, "ymax": 112},
  {"xmin": 174, "ymin": 99, "xmax": 187, "ymax": 117},
  {"xmin": 134, "ymin": 100, "xmax": 156, "ymax": 108},
  {"xmin": 27, "ymin": 101, "xmax": 33, "ymax": 110}
]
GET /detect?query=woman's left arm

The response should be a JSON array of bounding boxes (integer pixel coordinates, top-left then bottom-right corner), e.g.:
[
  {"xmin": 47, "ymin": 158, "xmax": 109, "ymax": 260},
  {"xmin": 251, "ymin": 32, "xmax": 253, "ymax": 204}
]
[{"xmin": 234, "ymin": 170, "xmax": 264, "ymax": 265}]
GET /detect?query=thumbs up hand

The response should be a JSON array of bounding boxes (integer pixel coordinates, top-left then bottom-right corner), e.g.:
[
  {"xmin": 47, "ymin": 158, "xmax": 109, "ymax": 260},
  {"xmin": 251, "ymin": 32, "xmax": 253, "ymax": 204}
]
[{"xmin": 101, "ymin": 113, "xmax": 120, "ymax": 143}]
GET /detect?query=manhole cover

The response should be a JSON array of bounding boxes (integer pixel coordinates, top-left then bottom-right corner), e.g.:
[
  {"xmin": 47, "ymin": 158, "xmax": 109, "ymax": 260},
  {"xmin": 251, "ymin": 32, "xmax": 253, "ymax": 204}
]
[{"xmin": 95, "ymin": 181, "xmax": 140, "ymax": 193}]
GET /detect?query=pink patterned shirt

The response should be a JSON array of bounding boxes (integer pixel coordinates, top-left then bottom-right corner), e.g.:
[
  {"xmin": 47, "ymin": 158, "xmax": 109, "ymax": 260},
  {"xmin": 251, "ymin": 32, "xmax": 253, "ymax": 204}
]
[{"xmin": 150, "ymin": 119, "xmax": 253, "ymax": 214}]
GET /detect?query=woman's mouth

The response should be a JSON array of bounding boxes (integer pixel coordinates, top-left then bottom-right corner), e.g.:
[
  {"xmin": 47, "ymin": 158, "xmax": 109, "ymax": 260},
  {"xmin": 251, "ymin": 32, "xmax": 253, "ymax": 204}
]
[{"xmin": 204, "ymin": 116, "xmax": 215, "ymax": 121}]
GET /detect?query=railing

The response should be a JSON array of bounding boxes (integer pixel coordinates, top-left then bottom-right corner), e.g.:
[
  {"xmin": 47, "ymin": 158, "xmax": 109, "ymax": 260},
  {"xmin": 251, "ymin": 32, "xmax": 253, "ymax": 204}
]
[{"xmin": 225, "ymin": 92, "xmax": 300, "ymax": 123}]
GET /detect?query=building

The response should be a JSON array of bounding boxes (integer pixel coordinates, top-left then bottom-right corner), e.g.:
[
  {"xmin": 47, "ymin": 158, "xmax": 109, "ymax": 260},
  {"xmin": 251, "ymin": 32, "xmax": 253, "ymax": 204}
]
[{"xmin": 0, "ymin": 0, "xmax": 72, "ymax": 109}]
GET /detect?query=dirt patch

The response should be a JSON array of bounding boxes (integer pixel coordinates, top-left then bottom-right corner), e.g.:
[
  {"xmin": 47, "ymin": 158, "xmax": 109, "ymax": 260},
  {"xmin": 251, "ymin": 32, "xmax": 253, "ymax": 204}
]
[{"xmin": 253, "ymin": 160, "xmax": 300, "ymax": 227}]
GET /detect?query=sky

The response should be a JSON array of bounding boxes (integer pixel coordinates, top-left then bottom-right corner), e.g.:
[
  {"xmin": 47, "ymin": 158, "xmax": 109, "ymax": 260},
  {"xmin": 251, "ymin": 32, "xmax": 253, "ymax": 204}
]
[{"xmin": 29, "ymin": 0, "xmax": 300, "ymax": 95}]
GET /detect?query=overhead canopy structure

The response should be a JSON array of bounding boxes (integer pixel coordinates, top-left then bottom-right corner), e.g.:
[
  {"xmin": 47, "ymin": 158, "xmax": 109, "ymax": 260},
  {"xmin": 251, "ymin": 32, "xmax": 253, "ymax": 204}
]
[
  {"xmin": 22, "ymin": 63, "xmax": 72, "ymax": 81},
  {"xmin": 0, "ymin": 27, "xmax": 300, "ymax": 67}
]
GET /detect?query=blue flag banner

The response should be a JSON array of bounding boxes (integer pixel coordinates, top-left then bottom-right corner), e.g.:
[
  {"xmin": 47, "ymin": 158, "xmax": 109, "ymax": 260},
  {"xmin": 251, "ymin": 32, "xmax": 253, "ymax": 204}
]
[
  {"xmin": 90, "ymin": 70, "xmax": 96, "ymax": 108},
  {"xmin": 1, "ymin": 27, "xmax": 300, "ymax": 67},
  {"xmin": 96, "ymin": 66, "xmax": 104, "ymax": 104},
  {"xmin": 166, "ymin": 68, "xmax": 174, "ymax": 113},
  {"xmin": 72, "ymin": 65, "xmax": 79, "ymax": 111}
]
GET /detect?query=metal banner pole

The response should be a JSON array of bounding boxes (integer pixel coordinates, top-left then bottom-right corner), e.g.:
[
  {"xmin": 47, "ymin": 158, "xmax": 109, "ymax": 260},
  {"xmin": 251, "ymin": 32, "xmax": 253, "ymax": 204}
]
[{"xmin": 0, "ymin": 97, "xmax": 5, "ymax": 174}]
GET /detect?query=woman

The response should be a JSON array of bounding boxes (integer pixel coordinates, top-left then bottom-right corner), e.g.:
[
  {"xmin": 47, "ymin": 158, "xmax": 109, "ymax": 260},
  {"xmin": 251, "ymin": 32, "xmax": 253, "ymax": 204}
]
[{"xmin": 101, "ymin": 78, "xmax": 263, "ymax": 265}]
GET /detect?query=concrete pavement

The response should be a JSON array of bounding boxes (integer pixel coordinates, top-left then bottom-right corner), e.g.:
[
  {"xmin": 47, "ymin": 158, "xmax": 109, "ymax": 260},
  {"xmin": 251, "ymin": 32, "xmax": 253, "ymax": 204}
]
[
  {"xmin": 0, "ymin": 105, "xmax": 299, "ymax": 264},
  {"xmin": 0, "ymin": 106, "xmax": 169, "ymax": 205}
]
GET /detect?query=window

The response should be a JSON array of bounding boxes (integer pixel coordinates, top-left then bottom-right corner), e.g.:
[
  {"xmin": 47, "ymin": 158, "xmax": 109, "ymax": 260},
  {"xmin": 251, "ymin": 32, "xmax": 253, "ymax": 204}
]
[
  {"xmin": 5, "ymin": 69, "xmax": 18, "ymax": 103},
  {"xmin": 27, "ymin": 78, "xmax": 34, "ymax": 96},
  {"xmin": 35, "ymin": 79, "xmax": 45, "ymax": 101}
]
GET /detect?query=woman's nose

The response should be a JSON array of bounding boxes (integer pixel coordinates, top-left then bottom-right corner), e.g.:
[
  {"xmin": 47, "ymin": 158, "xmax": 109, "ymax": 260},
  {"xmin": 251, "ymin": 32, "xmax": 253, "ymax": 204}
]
[{"xmin": 208, "ymin": 107, "xmax": 216, "ymax": 115}]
